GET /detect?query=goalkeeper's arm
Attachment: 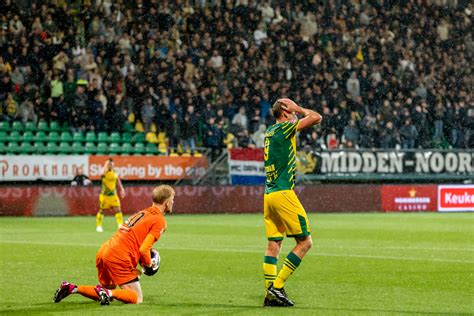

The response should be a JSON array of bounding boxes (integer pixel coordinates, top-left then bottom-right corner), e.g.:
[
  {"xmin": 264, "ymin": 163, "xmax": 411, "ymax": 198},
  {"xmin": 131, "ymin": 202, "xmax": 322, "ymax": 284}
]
[{"xmin": 139, "ymin": 234, "xmax": 156, "ymax": 268}]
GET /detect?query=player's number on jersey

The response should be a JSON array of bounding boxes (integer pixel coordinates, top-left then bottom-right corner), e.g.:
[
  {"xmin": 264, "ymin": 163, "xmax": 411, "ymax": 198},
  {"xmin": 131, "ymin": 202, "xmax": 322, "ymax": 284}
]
[
  {"xmin": 264, "ymin": 137, "xmax": 270, "ymax": 161},
  {"xmin": 126, "ymin": 212, "xmax": 145, "ymax": 228}
]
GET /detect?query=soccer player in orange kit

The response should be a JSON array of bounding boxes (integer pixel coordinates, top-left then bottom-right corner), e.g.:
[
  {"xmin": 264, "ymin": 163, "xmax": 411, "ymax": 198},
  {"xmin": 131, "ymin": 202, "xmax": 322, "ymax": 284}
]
[{"xmin": 53, "ymin": 185, "xmax": 175, "ymax": 305}]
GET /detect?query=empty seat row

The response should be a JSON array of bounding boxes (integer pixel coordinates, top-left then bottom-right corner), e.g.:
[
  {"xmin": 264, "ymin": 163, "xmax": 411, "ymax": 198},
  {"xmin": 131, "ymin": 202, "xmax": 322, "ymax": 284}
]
[
  {"xmin": 1, "ymin": 121, "xmax": 138, "ymax": 134},
  {"xmin": 0, "ymin": 121, "xmax": 68, "ymax": 132},
  {"xmin": 0, "ymin": 141, "xmax": 167, "ymax": 155},
  {"xmin": 0, "ymin": 131, "xmax": 148, "ymax": 144}
]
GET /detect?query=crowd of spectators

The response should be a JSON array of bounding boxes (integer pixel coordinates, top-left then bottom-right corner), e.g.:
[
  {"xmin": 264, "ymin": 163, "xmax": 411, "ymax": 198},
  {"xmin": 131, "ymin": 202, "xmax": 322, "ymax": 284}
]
[{"xmin": 0, "ymin": 0, "xmax": 472, "ymax": 153}]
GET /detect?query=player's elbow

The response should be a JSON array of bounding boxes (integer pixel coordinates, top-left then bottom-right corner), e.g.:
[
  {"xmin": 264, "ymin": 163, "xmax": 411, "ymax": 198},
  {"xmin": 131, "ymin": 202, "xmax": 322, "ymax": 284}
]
[
  {"xmin": 312, "ymin": 113, "xmax": 322, "ymax": 125},
  {"xmin": 306, "ymin": 112, "xmax": 322, "ymax": 126}
]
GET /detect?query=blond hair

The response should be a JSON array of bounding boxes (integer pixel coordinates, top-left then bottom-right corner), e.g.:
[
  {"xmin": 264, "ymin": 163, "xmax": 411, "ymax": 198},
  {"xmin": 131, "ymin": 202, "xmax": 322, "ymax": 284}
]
[
  {"xmin": 152, "ymin": 185, "xmax": 175, "ymax": 204},
  {"xmin": 271, "ymin": 100, "xmax": 285, "ymax": 119}
]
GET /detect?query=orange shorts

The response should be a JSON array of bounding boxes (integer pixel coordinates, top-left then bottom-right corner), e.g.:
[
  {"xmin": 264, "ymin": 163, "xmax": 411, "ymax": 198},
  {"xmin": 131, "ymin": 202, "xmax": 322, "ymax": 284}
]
[{"xmin": 96, "ymin": 244, "xmax": 139, "ymax": 287}]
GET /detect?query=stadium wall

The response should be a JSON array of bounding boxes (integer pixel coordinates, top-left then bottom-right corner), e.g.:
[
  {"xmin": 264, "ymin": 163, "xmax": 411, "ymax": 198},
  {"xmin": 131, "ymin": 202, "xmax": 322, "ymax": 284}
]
[{"xmin": 0, "ymin": 184, "xmax": 472, "ymax": 216}]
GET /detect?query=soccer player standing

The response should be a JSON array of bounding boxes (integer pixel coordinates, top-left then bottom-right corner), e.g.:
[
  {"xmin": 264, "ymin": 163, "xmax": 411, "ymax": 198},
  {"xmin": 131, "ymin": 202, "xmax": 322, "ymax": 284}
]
[
  {"xmin": 262, "ymin": 98, "xmax": 322, "ymax": 307},
  {"xmin": 54, "ymin": 185, "xmax": 175, "ymax": 305},
  {"xmin": 96, "ymin": 158, "xmax": 126, "ymax": 232}
]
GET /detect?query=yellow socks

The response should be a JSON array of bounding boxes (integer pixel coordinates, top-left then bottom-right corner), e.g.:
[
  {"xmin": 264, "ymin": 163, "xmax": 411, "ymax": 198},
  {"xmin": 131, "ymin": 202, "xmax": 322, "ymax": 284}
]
[
  {"xmin": 96, "ymin": 211, "xmax": 123, "ymax": 230},
  {"xmin": 273, "ymin": 252, "xmax": 301, "ymax": 289},
  {"xmin": 96, "ymin": 212, "xmax": 104, "ymax": 229},
  {"xmin": 263, "ymin": 256, "xmax": 277, "ymax": 289},
  {"xmin": 115, "ymin": 212, "xmax": 123, "ymax": 227}
]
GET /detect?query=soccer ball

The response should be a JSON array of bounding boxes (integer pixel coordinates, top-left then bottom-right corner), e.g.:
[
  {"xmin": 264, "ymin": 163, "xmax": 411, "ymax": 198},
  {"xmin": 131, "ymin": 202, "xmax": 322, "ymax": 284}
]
[{"xmin": 143, "ymin": 248, "xmax": 161, "ymax": 276}]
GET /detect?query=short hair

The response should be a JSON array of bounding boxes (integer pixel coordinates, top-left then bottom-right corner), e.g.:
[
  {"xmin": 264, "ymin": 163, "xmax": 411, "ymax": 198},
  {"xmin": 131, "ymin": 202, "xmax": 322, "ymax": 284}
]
[
  {"xmin": 152, "ymin": 185, "xmax": 175, "ymax": 204},
  {"xmin": 272, "ymin": 100, "xmax": 285, "ymax": 119}
]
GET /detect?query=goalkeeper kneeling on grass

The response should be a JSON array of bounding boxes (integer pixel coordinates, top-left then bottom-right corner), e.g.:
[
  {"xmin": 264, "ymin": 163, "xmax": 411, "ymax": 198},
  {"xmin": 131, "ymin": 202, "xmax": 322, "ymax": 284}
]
[{"xmin": 54, "ymin": 185, "xmax": 175, "ymax": 305}]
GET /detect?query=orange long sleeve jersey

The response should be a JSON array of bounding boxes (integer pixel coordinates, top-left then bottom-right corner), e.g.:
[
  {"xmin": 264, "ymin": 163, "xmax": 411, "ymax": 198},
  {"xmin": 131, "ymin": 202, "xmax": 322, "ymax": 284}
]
[{"xmin": 104, "ymin": 206, "xmax": 166, "ymax": 268}]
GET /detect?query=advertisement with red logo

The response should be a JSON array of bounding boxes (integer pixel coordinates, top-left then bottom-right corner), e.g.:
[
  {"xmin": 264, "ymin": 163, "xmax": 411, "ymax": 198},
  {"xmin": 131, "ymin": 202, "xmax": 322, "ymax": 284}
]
[
  {"xmin": 381, "ymin": 185, "xmax": 438, "ymax": 212},
  {"xmin": 438, "ymin": 185, "xmax": 474, "ymax": 212}
]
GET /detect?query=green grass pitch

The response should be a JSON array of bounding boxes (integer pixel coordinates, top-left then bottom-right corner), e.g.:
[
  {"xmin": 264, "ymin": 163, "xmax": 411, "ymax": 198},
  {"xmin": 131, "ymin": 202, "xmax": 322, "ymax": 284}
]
[{"xmin": 1, "ymin": 213, "xmax": 473, "ymax": 315}]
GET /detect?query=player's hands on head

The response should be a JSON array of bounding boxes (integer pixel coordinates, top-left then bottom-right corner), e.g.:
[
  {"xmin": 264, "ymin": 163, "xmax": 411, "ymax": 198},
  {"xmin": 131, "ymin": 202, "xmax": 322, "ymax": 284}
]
[{"xmin": 278, "ymin": 98, "xmax": 299, "ymax": 113}]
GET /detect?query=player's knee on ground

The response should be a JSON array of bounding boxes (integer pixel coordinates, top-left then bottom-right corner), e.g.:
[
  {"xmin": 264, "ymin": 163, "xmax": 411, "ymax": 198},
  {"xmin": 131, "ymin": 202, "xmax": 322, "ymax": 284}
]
[{"xmin": 120, "ymin": 282, "xmax": 143, "ymax": 304}]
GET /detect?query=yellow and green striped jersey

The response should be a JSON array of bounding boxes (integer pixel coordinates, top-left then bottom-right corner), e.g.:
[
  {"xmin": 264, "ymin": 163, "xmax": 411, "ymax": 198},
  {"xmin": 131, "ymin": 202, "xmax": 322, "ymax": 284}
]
[
  {"xmin": 264, "ymin": 119, "xmax": 299, "ymax": 193},
  {"xmin": 101, "ymin": 170, "xmax": 119, "ymax": 196}
]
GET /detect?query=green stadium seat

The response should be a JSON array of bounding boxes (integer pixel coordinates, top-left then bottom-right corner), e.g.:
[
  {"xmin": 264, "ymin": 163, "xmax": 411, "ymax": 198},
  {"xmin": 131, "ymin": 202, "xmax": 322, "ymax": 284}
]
[
  {"xmin": 33, "ymin": 142, "xmax": 47, "ymax": 154},
  {"xmin": 0, "ymin": 131, "xmax": 7, "ymax": 142},
  {"xmin": 0, "ymin": 142, "xmax": 6, "ymax": 154},
  {"xmin": 121, "ymin": 132, "xmax": 132, "ymax": 144},
  {"xmin": 0, "ymin": 121, "xmax": 11, "ymax": 132},
  {"xmin": 133, "ymin": 142, "xmax": 145, "ymax": 155},
  {"xmin": 60, "ymin": 122, "xmax": 70, "ymax": 131},
  {"xmin": 34, "ymin": 131, "xmax": 47, "ymax": 142},
  {"xmin": 85, "ymin": 131, "xmax": 97, "ymax": 142},
  {"xmin": 23, "ymin": 131, "xmax": 34, "ymax": 142},
  {"xmin": 71, "ymin": 142, "xmax": 84, "ymax": 154},
  {"xmin": 132, "ymin": 133, "xmax": 146, "ymax": 144},
  {"xmin": 50, "ymin": 121, "xmax": 61, "ymax": 132},
  {"xmin": 96, "ymin": 142, "xmax": 108, "ymax": 155},
  {"xmin": 123, "ymin": 122, "xmax": 134, "ymax": 133},
  {"xmin": 60, "ymin": 131, "xmax": 73, "ymax": 142},
  {"xmin": 46, "ymin": 142, "xmax": 59, "ymax": 154},
  {"xmin": 121, "ymin": 143, "xmax": 133, "ymax": 155},
  {"xmin": 97, "ymin": 132, "xmax": 109, "ymax": 143},
  {"xmin": 145, "ymin": 143, "xmax": 158, "ymax": 155},
  {"xmin": 109, "ymin": 142, "xmax": 121, "ymax": 154},
  {"xmin": 84, "ymin": 142, "xmax": 96, "ymax": 154},
  {"xmin": 25, "ymin": 122, "xmax": 37, "ymax": 132},
  {"xmin": 12, "ymin": 121, "xmax": 24, "ymax": 132},
  {"xmin": 58, "ymin": 142, "xmax": 71, "ymax": 154},
  {"xmin": 48, "ymin": 132, "xmax": 61, "ymax": 142},
  {"xmin": 8, "ymin": 131, "xmax": 21, "ymax": 142},
  {"xmin": 72, "ymin": 131, "xmax": 85, "ymax": 143},
  {"xmin": 19, "ymin": 142, "xmax": 34, "ymax": 154},
  {"xmin": 6, "ymin": 142, "xmax": 20, "ymax": 154},
  {"xmin": 110, "ymin": 132, "xmax": 121, "ymax": 143},
  {"xmin": 37, "ymin": 121, "xmax": 48, "ymax": 132}
]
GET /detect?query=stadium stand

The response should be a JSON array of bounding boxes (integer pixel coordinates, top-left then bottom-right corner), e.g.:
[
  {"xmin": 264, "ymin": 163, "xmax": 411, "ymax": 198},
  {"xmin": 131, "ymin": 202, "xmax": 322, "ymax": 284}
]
[{"xmin": 0, "ymin": 0, "xmax": 472, "ymax": 156}]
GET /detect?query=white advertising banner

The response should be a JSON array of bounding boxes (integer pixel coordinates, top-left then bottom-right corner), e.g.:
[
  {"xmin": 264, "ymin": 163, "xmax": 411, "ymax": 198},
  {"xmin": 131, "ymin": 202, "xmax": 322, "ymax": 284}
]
[
  {"xmin": 438, "ymin": 185, "xmax": 474, "ymax": 212},
  {"xmin": 320, "ymin": 151, "xmax": 472, "ymax": 174},
  {"xmin": 0, "ymin": 155, "xmax": 88, "ymax": 181}
]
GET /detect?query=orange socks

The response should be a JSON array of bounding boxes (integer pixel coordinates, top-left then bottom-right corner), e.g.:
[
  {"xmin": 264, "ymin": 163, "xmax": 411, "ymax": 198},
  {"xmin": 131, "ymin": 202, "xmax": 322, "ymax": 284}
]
[
  {"xmin": 111, "ymin": 289, "xmax": 138, "ymax": 304},
  {"xmin": 77, "ymin": 286, "xmax": 99, "ymax": 300},
  {"xmin": 77, "ymin": 286, "xmax": 138, "ymax": 304}
]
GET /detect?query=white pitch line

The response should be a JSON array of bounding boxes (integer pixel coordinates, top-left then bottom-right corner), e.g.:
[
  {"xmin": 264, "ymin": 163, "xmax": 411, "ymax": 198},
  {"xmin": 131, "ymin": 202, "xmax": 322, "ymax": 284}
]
[
  {"xmin": 1, "ymin": 240, "xmax": 473, "ymax": 264},
  {"xmin": 1, "ymin": 237, "xmax": 472, "ymax": 252},
  {"xmin": 318, "ymin": 244, "xmax": 474, "ymax": 252}
]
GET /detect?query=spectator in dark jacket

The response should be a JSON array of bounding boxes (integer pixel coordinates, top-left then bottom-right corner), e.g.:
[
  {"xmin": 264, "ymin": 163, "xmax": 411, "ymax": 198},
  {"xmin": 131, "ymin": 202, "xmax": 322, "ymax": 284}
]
[
  {"xmin": 203, "ymin": 116, "xmax": 224, "ymax": 159},
  {"xmin": 380, "ymin": 122, "xmax": 400, "ymax": 149},
  {"xmin": 399, "ymin": 118, "xmax": 418, "ymax": 149},
  {"xmin": 342, "ymin": 119, "xmax": 360, "ymax": 147},
  {"xmin": 180, "ymin": 105, "xmax": 198, "ymax": 153}
]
